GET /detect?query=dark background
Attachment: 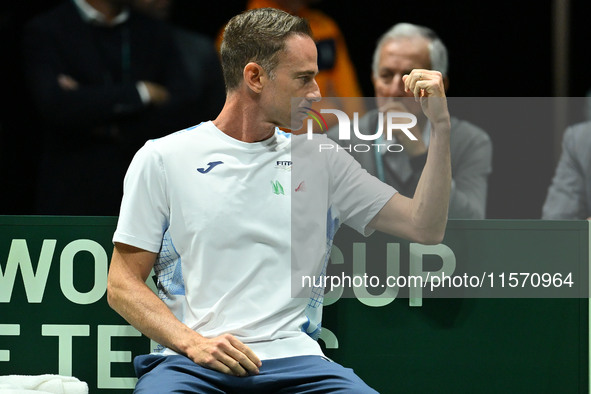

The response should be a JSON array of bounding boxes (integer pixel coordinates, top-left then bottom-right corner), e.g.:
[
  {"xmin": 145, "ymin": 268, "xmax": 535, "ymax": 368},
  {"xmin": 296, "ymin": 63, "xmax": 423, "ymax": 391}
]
[{"xmin": 1, "ymin": 0, "xmax": 590, "ymax": 219}]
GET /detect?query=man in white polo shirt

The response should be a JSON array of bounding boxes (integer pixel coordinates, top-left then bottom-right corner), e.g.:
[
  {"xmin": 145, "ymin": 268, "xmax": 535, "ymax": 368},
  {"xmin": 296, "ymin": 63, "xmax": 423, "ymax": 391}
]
[{"xmin": 107, "ymin": 7, "xmax": 452, "ymax": 393}]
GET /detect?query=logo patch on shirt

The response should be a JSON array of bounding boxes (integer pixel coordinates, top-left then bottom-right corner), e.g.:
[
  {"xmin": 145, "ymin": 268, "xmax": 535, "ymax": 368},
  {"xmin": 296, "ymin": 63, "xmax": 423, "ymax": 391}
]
[
  {"xmin": 197, "ymin": 161, "xmax": 223, "ymax": 174},
  {"xmin": 275, "ymin": 160, "xmax": 292, "ymax": 171},
  {"xmin": 271, "ymin": 180, "xmax": 285, "ymax": 195}
]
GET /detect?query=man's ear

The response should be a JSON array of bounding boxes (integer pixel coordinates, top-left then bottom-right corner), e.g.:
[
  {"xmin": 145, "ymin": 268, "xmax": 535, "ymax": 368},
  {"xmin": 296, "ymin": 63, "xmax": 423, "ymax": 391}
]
[
  {"xmin": 443, "ymin": 75, "xmax": 450, "ymax": 93},
  {"xmin": 244, "ymin": 62, "xmax": 265, "ymax": 93}
]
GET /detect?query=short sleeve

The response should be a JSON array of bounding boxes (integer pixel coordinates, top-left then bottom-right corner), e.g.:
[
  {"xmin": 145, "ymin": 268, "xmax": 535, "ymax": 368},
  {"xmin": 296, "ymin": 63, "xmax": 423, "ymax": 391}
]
[
  {"xmin": 326, "ymin": 141, "xmax": 397, "ymax": 236},
  {"xmin": 112, "ymin": 141, "xmax": 169, "ymax": 252}
]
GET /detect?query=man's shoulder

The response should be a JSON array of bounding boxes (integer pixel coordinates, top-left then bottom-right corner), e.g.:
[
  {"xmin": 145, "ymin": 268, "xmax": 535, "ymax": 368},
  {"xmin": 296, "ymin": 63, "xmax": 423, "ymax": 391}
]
[
  {"xmin": 560, "ymin": 121, "xmax": 591, "ymax": 163},
  {"xmin": 291, "ymin": 132, "xmax": 357, "ymax": 175},
  {"xmin": 292, "ymin": 132, "xmax": 337, "ymax": 150},
  {"xmin": 143, "ymin": 122, "xmax": 213, "ymax": 153},
  {"xmin": 26, "ymin": 2, "xmax": 77, "ymax": 30},
  {"xmin": 565, "ymin": 120, "xmax": 591, "ymax": 141}
]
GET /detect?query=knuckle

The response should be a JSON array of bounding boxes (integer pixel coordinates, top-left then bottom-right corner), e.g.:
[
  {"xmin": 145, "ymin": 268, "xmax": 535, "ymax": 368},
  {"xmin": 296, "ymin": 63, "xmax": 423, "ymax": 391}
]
[
  {"xmin": 217, "ymin": 334, "xmax": 229, "ymax": 344},
  {"xmin": 210, "ymin": 347, "xmax": 223, "ymax": 358},
  {"xmin": 216, "ymin": 342, "xmax": 230, "ymax": 351}
]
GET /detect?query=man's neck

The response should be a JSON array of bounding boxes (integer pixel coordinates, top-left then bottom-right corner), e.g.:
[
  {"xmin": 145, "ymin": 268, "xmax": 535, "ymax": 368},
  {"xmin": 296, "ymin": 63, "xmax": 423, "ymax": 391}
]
[
  {"xmin": 213, "ymin": 93, "xmax": 276, "ymax": 143},
  {"xmin": 85, "ymin": 0, "xmax": 124, "ymax": 23}
]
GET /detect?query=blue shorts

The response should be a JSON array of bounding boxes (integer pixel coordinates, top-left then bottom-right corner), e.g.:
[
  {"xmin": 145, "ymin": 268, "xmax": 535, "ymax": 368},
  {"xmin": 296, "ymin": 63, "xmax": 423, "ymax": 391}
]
[{"xmin": 133, "ymin": 354, "xmax": 378, "ymax": 393}]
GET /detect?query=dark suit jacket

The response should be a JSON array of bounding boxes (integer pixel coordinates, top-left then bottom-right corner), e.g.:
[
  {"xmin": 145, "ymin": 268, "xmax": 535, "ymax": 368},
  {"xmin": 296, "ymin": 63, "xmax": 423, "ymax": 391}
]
[{"xmin": 22, "ymin": 1, "xmax": 198, "ymax": 215}]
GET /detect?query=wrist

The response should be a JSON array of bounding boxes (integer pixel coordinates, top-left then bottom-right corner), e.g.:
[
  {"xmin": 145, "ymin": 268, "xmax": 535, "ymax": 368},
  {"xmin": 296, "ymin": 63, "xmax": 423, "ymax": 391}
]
[{"xmin": 174, "ymin": 325, "xmax": 205, "ymax": 356}]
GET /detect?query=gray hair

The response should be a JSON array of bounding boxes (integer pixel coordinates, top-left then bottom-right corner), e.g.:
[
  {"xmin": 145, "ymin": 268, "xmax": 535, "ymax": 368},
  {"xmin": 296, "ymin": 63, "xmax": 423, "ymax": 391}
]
[{"xmin": 372, "ymin": 22, "xmax": 448, "ymax": 77}]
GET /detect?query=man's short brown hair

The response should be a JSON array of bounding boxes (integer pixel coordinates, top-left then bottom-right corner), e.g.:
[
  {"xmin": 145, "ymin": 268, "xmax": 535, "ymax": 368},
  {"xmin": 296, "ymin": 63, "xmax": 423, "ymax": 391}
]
[{"xmin": 220, "ymin": 8, "xmax": 313, "ymax": 91}]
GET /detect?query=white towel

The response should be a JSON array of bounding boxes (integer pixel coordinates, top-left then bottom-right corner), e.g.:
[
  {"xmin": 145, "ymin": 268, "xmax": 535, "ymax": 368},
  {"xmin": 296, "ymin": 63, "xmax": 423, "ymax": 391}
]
[{"xmin": 0, "ymin": 374, "xmax": 88, "ymax": 394}]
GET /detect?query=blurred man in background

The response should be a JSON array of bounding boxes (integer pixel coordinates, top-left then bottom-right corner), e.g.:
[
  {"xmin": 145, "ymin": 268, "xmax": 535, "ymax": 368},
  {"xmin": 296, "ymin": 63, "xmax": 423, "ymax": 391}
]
[
  {"xmin": 22, "ymin": 0, "xmax": 199, "ymax": 215},
  {"xmin": 328, "ymin": 22, "xmax": 492, "ymax": 219},
  {"xmin": 542, "ymin": 121, "xmax": 591, "ymax": 219}
]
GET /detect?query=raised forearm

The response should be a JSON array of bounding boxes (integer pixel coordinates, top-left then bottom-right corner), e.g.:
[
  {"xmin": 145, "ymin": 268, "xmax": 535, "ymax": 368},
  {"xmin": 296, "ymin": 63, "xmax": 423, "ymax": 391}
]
[
  {"xmin": 368, "ymin": 70, "xmax": 452, "ymax": 244},
  {"xmin": 410, "ymin": 120, "xmax": 451, "ymax": 242}
]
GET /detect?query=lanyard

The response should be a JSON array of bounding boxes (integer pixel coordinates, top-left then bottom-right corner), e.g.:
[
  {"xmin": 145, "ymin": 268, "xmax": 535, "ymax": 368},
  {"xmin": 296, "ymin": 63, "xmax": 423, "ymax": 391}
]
[
  {"xmin": 372, "ymin": 116, "xmax": 430, "ymax": 183},
  {"xmin": 374, "ymin": 132, "xmax": 386, "ymax": 182}
]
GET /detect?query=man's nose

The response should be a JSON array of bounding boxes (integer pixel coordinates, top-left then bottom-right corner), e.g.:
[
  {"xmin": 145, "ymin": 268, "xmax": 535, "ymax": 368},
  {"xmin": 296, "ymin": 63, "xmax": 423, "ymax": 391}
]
[{"xmin": 307, "ymin": 80, "xmax": 322, "ymax": 102}]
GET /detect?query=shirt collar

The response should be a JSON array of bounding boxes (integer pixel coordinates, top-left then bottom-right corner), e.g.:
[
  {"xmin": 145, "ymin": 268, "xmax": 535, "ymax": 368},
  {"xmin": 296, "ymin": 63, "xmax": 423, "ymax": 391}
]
[{"xmin": 72, "ymin": 0, "xmax": 130, "ymax": 26}]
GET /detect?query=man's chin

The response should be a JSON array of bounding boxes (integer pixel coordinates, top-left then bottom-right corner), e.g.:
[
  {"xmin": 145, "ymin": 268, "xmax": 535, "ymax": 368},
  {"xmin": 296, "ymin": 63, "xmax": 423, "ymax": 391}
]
[{"xmin": 288, "ymin": 118, "xmax": 306, "ymax": 133}]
